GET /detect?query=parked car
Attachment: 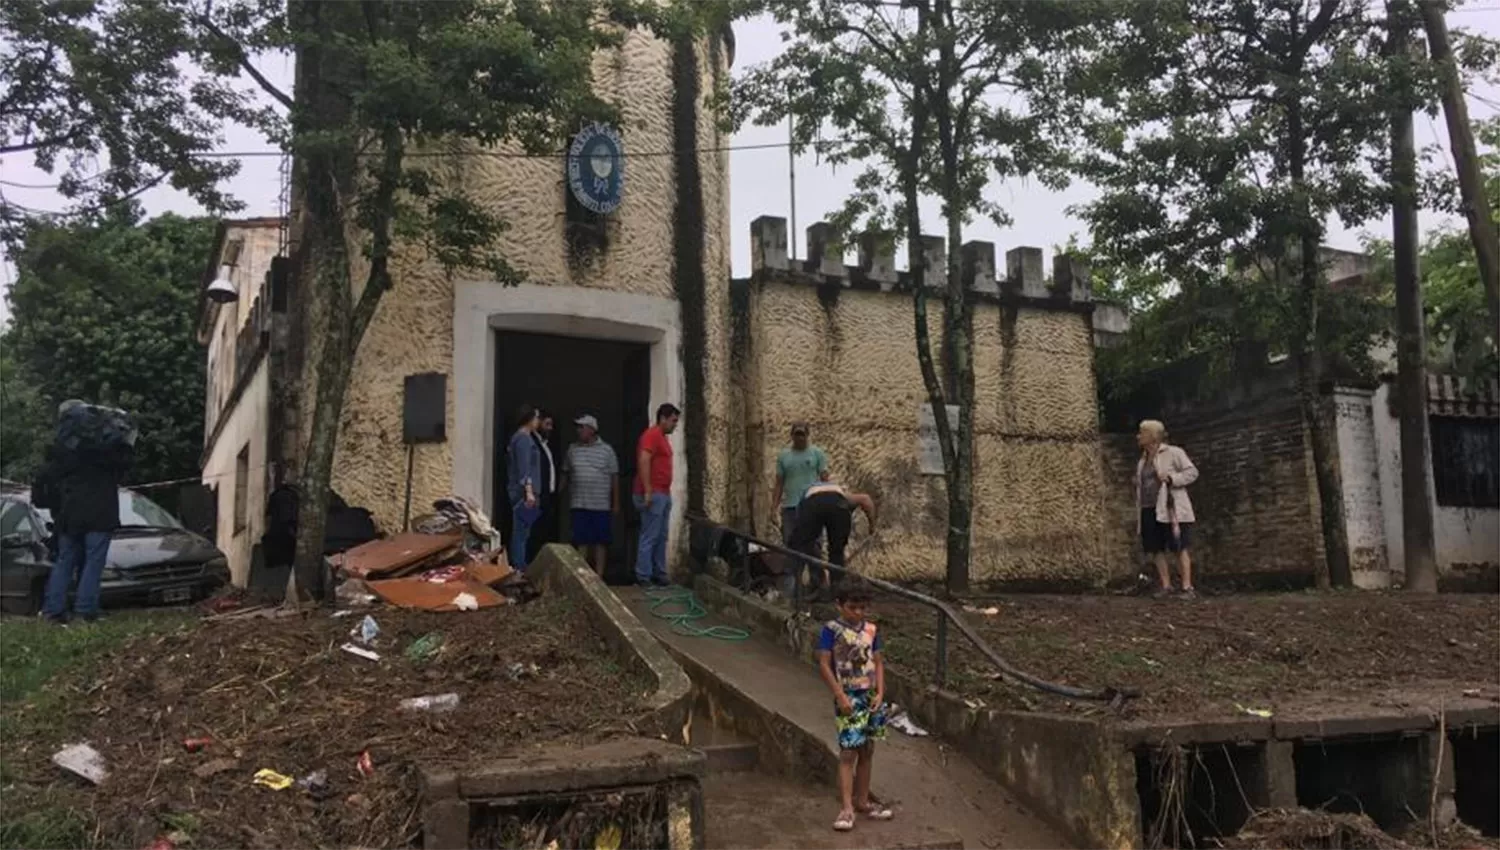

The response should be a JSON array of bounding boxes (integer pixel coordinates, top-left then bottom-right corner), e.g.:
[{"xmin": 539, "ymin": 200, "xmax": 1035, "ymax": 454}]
[{"xmin": 0, "ymin": 486, "xmax": 230, "ymax": 615}]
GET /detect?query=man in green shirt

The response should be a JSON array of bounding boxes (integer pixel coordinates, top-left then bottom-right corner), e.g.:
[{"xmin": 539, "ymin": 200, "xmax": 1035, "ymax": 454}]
[{"xmin": 773, "ymin": 422, "xmax": 831, "ymax": 598}]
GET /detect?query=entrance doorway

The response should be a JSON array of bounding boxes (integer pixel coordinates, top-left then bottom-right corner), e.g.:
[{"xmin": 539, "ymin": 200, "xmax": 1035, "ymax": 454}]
[{"xmin": 492, "ymin": 330, "xmax": 650, "ymax": 582}]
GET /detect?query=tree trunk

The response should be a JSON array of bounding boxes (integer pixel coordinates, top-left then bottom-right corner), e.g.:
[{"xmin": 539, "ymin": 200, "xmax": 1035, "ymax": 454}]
[
  {"xmin": 1392, "ymin": 0, "xmax": 1440, "ymax": 592},
  {"xmin": 290, "ymin": 210, "xmax": 355, "ymax": 604},
  {"xmin": 939, "ymin": 166, "xmax": 973, "ymax": 595},
  {"xmin": 1286, "ymin": 93, "xmax": 1352, "ymax": 590},
  {"xmin": 1420, "ymin": 0, "xmax": 1500, "ymax": 336},
  {"xmin": 901, "ymin": 4, "xmax": 957, "ymax": 593}
]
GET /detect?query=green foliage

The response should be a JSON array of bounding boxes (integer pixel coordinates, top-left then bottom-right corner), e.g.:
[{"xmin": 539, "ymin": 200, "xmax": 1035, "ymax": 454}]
[
  {"xmin": 732, "ymin": 0, "xmax": 1095, "ymax": 238},
  {"xmin": 1363, "ymin": 116, "xmax": 1500, "ymax": 382},
  {"xmin": 0, "ymin": 205, "xmax": 213, "ymax": 487},
  {"xmin": 1075, "ymin": 0, "xmax": 1496, "ymax": 402}
]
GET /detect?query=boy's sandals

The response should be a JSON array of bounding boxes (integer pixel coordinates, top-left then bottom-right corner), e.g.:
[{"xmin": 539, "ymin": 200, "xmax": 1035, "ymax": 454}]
[
  {"xmin": 857, "ymin": 803, "xmax": 894, "ymax": 821},
  {"xmin": 833, "ymin": 812, "xmax": 855, "ymax": 832}
]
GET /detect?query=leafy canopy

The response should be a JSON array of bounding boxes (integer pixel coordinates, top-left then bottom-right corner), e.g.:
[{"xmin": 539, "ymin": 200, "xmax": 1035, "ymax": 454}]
[{"xmin": 0, "ymin": 205, "xmax": 214, "ymax": 488}]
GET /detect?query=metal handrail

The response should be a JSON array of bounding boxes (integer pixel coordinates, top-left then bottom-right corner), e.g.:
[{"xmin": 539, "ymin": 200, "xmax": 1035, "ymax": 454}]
[{"xmin": 686, "ymin": 512, "xmax": 1137, "ymax": 707}]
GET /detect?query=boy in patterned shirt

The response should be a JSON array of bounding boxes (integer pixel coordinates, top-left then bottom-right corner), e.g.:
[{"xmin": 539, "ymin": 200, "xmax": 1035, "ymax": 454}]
[{"xmin": 815, "ymin": 578, "xmax": 893, "ymax": 832}]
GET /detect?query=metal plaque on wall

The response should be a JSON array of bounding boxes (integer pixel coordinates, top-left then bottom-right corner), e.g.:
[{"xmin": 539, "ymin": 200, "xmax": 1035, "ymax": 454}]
[{"xmin": 566, "ymin": 123, "xmax": 625, "ymax": 215}]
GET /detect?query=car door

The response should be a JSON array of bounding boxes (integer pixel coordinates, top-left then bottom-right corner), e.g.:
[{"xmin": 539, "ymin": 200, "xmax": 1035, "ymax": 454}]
[{"xmin": 0, "ymin": 497, "xmax": 51, "ymax": 613}]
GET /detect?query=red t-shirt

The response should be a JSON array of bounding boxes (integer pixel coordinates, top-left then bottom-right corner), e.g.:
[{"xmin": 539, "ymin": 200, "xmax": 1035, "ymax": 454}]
[{"xmin": 634, "ymin": 425, "xmax": 674, "ymax": 495}]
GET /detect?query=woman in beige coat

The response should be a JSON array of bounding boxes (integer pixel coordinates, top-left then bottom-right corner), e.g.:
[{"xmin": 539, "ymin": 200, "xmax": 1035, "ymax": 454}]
[{"xmin": 1136, "ymin": 420, "xmax": 1200, "ymax": 598}]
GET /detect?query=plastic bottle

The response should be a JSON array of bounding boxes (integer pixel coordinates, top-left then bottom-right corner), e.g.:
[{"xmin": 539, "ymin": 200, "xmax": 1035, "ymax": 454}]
[{"xmin": 398, "ymin": 693, "xmax": 460, "ymax": 712}]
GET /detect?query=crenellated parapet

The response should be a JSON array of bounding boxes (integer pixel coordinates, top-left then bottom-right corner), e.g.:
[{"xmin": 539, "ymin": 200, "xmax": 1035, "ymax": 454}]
[{"xmin": 747, "ymin": 215, "xmax": 1093, "ymax": 313}]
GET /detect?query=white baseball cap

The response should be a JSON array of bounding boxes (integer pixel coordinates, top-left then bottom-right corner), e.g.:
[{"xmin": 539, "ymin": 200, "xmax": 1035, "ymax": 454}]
[{"xmin": 574, "ymin": 415, "xmax": 599, "ymax": 429}]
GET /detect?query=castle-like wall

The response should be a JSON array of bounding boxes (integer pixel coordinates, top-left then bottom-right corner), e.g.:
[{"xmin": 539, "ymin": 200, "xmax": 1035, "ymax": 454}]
[{"xmin": 734, "ymin": 217, "xmax": 1110, "ymax": 585}]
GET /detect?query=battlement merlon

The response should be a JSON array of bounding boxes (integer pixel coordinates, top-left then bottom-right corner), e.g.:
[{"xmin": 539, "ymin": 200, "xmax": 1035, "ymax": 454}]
[{"xmin": 747, "ymin": 216, "xmax": 1093, "ymax": 312}]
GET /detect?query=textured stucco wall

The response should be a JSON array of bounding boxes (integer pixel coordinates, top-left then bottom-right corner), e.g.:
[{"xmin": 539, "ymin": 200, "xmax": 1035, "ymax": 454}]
[
  {"xmin": 314, "ymin": 31, "xmax": 730, "ymax": 539},
  {"xmin": 202, "ymin": 361, "xmax": 269, "ymax": 586},
  {"xmin": 741, "ymin": 281, "xmax": 1108, "ymax": 584}
]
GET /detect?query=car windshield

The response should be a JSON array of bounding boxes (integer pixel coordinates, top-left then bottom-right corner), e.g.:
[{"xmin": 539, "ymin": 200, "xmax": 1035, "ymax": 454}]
[
  {"xmin": 26, "ymin": 490, "xmax": 184, "ymax": 530},
  {"xmin": 118, "ymin": 490, "xmax": 184, "ymax": 529}
]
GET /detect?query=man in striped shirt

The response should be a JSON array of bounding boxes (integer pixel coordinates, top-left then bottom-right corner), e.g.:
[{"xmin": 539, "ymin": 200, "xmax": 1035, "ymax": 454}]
[{"xmin": 562, "ymin": 415, "xmax": 620, "ymax": 577}]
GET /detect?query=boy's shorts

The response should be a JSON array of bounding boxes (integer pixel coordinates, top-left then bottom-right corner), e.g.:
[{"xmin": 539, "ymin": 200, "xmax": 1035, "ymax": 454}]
[{"xmin": 834, "ymin": 688, "xmax": 887, "ymax": 750}]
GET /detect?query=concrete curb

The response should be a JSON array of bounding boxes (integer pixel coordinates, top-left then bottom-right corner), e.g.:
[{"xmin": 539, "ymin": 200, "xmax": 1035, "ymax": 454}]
[
  {"xmin": 690, "ymin": 573, "xmax": 1141, "ymax": 849},
  {"xmin": 531, "ymin": 544, "xmax": 694, "ymax": 743}
]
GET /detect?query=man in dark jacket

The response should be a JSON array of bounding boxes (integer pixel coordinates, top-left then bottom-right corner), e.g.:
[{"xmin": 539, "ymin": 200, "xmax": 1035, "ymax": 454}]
[{"xmin": 33, "ymin": 402, "xmax": 133, "ymax": 624}]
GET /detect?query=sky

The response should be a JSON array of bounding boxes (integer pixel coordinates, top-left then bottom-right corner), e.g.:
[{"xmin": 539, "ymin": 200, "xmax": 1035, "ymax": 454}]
[{"xmin": 3, "ymin": 7, "xmax": 1499, "ymax": 327}]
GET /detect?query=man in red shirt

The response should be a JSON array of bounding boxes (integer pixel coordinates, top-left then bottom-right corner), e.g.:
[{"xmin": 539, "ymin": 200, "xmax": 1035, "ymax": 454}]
[{"xmin": 633, "ymin": 403, "xmax": 680, "ymax": 587}]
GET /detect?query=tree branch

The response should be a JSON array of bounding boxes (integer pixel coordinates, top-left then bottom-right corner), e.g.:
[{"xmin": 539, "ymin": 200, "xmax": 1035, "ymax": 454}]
[
  {"xmin": 349, "ymin": 127, "xmax": 404, "ymax": 349},
  {"xmin": 193, "ymin": 12, "xmax": 294, "ymax": 110}
]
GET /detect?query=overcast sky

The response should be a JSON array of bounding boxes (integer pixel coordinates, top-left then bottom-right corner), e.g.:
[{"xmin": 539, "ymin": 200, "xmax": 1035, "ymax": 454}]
[{"xmin": 3, "ymin": 7, "xmax": 1499, "ymax": 326}]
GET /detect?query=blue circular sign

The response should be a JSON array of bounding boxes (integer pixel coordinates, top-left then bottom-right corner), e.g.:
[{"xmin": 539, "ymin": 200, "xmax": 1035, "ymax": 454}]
[{"xmin": 567, "ymin": 123, "xmax": 625, "ymax": 215}]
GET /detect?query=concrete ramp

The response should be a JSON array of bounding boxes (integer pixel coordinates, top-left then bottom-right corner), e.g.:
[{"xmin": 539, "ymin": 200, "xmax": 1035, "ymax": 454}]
[{"xmin": 618, "ymin": 587, "xmax": 1068, "ymax": 850}]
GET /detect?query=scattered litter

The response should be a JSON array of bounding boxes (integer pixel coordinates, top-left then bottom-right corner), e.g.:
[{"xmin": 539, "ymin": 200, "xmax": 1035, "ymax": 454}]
[
  {"xmin": 1142, "ymin": 657, "xmax": 1161, "ymax": 668},
  {"xmin": 334, "ymin": 578, "xmax": 378, "ymax": 609},
  {"xmin": 399, "ymin": 693, "xmax": 461, "ymax": 712},
  {"xmin": 1236, "ymin": 704, "xmax": 1274, "ymax": 719},
  {"xmin": 357, "ymin": 750, "xmax": 375, "ymax": 778},
  {"xmin": 252, "ymin": 768, "xmax": 294, "ymax": 791},
  {"xmin": 421, "ymin": 565, "xmax": 466, "ymax": 584},
  {"xmin": 888, "ymin": 710, "xmax": 930, "ymax": 737},
  {"xmin": 192, "ymin": 757, "xmax": 239, "ymax": 779},
  {"xmin": 963, "ymin": 697, "xmax": 986, "ymax": 710},
  {"xmin": 404, "ymin": 633, "xmax": 444, "ymax": 663},
  {"xmin": 52, "ymin": 743, "xmax": 107, "ymax": 784},
  {"xmin": 746, "ymin": 542, "xmax": 767, "ymax": 554},
  {"xmin": 340, "ymin": 643, "xmax": 381, "ymax": 662},
  {"xmin": 1462, "ymin": 688, "xmax": 1482, "ymax": 698},
  {"xmin": 332, "ymin": 610, "xmax": 355, "ymax": 618},
  {"xmin": 296, "ymin": 769, "xmax": 329, "ymax": 794},
  {"xmin": 182, "ymin": 736, "xmax": 213, "ymax": 753},
  {"xmin": 962, "ymin": 604, "xmax": 1001, "ymax": 616},
  {"xmin": 507, "ymin": 661, "xmax": 541, "ymax": 681},
  {"xmin": 453, "ymin": 592, "xmax": 479, "ymax": 611},
  {"xmin": 351, "ymin": 614, "xmax": 380, "ymax": 646},
  {"xmin": 595, "ymin": 823, "xmax": 623, "ymax": 850},
  {"xmin": 146, "ymin": 836, "xmax": 175, "ymax": 850}
]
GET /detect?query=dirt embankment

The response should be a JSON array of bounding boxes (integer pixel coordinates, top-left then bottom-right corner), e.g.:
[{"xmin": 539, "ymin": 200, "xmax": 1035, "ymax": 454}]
[
  {"xmin": 3, "ymin": 597, "xmax": 649, "ymax": 849},
  {"xmin": 873, "ymin": 592, "xmax": 1500, "ymax": 720}
]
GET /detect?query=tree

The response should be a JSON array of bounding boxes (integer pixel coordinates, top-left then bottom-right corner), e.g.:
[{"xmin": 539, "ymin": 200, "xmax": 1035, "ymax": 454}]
[
  {"xmin": 0, "ymin": 205, "xmax": 214, "ymax": 491},
  {"xmin": 1077, "ymin": 0, "xmax": 1433, "ymax": 589},
  {"xmin": 4, "ymin": 0, "xmax": 712, "ymax": 600},
  {"xmin": 734, "ymin": 0, "xmax": 1095, "ymax": 594}
]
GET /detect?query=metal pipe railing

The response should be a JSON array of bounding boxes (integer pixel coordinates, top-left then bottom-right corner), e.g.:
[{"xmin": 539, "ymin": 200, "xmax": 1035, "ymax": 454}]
[{"xmin": 687, "ymin": 513, "xmax": 1137, "ymax": 706}]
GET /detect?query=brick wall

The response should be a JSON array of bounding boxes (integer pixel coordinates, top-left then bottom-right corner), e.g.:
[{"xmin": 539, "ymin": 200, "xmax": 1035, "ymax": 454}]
[{"xmin": 1101, "ymin": 395, "xmax": 1326, "ymax": 582}]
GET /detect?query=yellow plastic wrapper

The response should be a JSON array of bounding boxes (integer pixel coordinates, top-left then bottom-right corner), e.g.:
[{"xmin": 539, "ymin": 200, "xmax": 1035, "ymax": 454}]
[{"xmin": 253, "ymin": 768, "xmax": 294, "ymax": 790}]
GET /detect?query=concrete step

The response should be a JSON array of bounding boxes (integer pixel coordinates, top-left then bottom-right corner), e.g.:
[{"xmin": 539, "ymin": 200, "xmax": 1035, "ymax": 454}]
[
  {"xmin": 617, "ymin": 587, "xmax": 1069, "ymax": 850},
  {"xmin": 702, "ymin": 769, "xmax": 963, "ymax": 850},
  {"xmin": 689, "ymin": 712, "xmax": 760, "ymax": 774}
]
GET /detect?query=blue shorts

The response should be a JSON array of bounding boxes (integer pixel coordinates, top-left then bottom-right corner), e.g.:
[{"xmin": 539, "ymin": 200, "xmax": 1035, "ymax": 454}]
[
  {"xmin": 571, "ymin": 509, "xmax": 612, "ymax": 546},
  {"xmin": 834, "ymin": 689, "xmax": 887, "ymax": 750}
]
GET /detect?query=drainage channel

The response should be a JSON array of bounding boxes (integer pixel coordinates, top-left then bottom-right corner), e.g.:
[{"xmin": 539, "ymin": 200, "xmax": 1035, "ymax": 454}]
[{"xmin": 1130, "ymin": 721, "xmax": 1500, "ymax": 848}]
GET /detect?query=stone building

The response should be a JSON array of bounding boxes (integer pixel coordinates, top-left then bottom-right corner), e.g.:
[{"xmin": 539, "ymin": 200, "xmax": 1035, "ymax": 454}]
[
  {"xmin": 199, "ymin": 27, "xmax": 1119, "ymax": 587},
  {"xmin": 197, "ymin": 218, "xmax": 283, "ymax": 585}
]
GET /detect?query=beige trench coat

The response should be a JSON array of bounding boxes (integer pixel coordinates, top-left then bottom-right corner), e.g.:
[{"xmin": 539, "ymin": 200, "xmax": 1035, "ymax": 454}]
[{"xmin": 1135, "ymin": 444, "xmax": 1199, "ymax": 528}]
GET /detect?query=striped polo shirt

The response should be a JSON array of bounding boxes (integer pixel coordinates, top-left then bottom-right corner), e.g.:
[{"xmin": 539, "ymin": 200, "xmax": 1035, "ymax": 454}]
[{"xmin": 565, "ymin": 440, "xmax": 619, "ymax": 511}]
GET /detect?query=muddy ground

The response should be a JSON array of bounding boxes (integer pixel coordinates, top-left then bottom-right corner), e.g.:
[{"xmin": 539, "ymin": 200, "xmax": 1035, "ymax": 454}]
[
  {"xmin": 870, "ymin": 592, "xmax": 1500, "ymax": 720},
  {"xmin": 1, "ymin": 596, "xmax": 650, "ymax": 849}
]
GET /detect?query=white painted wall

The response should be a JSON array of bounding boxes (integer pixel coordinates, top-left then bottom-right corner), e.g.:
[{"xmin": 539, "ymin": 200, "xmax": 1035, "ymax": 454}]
[
  {"xmin": 1333, "ymin": 388, "xmax": 1393, "ymax": 588},
  {"xmin": 452, "ymin": 282, "xmax": 686, "ymax": 563},
  {"xmin": 1369, "ymin": 381, "xmax": 1500, "ymax": 580},
  {"xmin": 202, "ymin": 361, "xmax": 269, "ymax": 587}
]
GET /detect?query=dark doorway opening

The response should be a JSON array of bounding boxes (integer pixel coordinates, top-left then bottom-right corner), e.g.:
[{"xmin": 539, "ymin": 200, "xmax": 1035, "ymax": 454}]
[{"xmin": 493, "ymin": 331, "xmax": 650, "ymax": 583}]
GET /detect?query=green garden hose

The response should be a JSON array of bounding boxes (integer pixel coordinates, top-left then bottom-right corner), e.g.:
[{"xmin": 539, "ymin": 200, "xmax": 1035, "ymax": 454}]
[{"xmin": 644, "ymin": 586, "xmax": 751, "ymax": 641}]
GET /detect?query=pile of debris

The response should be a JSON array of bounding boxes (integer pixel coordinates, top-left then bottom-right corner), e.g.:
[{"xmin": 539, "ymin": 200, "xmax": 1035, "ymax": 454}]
[{"xmin": 331, "ymin": 495, "xmax": 538, "ymax": 613}]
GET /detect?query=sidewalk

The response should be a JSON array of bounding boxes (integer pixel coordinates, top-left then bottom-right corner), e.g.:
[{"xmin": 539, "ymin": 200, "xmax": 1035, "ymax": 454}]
[{"xmin": 619, "ymin": 587, "xmax": 1068, "ymax": 850}]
